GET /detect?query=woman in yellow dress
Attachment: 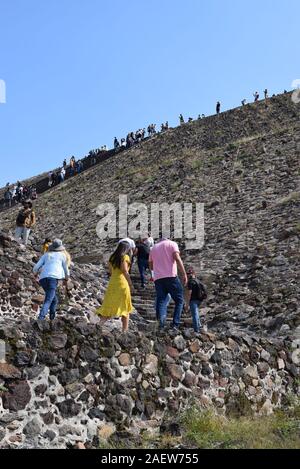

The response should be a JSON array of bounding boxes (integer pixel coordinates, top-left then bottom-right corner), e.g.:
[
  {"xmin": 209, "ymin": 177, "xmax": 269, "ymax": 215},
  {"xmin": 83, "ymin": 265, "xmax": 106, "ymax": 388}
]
[{"xmin": 96, "ymin": 242, "xmax": 134, "ymax": 332}]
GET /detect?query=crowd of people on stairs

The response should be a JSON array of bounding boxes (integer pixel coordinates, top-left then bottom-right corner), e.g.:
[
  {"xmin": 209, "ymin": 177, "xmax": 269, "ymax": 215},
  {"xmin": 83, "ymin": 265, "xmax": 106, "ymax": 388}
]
[
  {"xmin": 11, "ymin": 200, "xmax": 208, "ymax": 335},
  {"xmin": 3, "ymin": 182, "xmax": 37, "ymax": 209},
  {"xmin": 48, "ymin": 156, "xmax": 84, "ymax": 188},
  {"xmin": 20, "ymin": 207, "xmax": 207, "ymax": 334},
  {"xmin": 1, "ymin": 87, "xmax": 286, "ymax": 211}
]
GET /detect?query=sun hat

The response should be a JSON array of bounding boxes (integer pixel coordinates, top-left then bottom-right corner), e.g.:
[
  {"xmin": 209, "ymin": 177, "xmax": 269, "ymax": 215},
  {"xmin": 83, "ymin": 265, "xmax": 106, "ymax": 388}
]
[{"xmin": 49, "ymin": 239, "xmax": 65, "ymax": 252}]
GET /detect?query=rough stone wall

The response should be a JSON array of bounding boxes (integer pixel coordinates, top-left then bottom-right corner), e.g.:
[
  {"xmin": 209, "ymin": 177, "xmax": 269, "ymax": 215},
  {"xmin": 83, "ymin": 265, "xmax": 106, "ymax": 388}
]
[
  {"xmin": 0, "ymin": 316, "xmax": 299, "ymax": 449},
  {"xmin": 0, "ymin": 233, "xmax": 299, "ymax": 449}
]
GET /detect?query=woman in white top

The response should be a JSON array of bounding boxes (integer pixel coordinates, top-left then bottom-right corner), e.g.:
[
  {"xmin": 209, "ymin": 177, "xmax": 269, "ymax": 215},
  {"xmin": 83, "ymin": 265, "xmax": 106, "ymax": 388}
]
[{"xmin": 33, "ymin": 239, "xmax": 70, "ymax": 320}]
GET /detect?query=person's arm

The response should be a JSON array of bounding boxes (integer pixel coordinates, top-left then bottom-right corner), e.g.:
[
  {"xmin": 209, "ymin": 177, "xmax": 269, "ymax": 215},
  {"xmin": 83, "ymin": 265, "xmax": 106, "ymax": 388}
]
[
  {"xmin": 121, "ymin": 258, "xmax": 134, "ymax": 292},
  {"xmin": 173, "ymin": 251, "xmax": 188, "ymax": 286},
  {"xmin": 62, "ymin": 256, "xmax": 70, "ymax": 283},
  {"xmin": 149, "ymin": 252, "xmax": 154, "ymax": 277},
  {"xmin": 33, "ymin": 254, "xmax": 46, "ymax": 275},
  {"xmin": 30, "ymin": 211, "xmax": 36, "ymax": 227}
]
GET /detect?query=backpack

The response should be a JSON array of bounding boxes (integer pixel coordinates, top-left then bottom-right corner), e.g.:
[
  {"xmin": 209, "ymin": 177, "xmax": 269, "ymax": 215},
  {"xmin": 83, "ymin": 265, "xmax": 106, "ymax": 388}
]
[
  {"xmin": 138, "ymin": 243, "xmax": 150, "ymax": 258},
  {"xmin": 16, "ymin": 211, "xmax": 28, "ymax": 226},
  {"xmin": 191, "ymin": 279, "xmax": 207, "ymax": 302}
]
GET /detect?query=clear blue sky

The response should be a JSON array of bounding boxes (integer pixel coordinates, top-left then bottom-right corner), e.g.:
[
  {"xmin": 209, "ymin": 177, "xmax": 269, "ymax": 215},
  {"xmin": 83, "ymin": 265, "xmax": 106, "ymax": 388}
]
[{"xmin": 0, "ymin": 0, "xmax": 299, "ymax": 187}]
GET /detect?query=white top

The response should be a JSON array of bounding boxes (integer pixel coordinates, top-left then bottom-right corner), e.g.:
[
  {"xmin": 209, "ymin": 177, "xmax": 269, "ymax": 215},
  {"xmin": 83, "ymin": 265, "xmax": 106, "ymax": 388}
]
[{"xmin": 33, "ymin": 252, "xmax": 69, "ymax": 280}]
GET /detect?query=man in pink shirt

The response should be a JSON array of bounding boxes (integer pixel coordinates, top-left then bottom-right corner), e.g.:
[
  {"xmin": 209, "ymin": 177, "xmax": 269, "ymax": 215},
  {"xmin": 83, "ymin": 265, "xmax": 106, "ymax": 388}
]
[{"xmin": 149, "ymin": 238, "xmax": 187, "ymax": 330}]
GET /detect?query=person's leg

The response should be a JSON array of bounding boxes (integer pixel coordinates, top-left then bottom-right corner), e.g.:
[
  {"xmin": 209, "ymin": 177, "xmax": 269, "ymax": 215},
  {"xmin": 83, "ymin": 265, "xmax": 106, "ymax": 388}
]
[
  {"xmin": 121, "ymin": 315, "xmax": 129, "ymax": 332},
  {"xmin": 155, "ymin": 279, "xmax": 169, "ymax": 329},
  {"xmin": 38, "ymin": 278, "xmax": 58, "ymax": 320},
  {"xmin": 156, "ymin": 293, "xmax": 171, "ymax": 320},
  {"xmin": 138, "ymin": 259, "xmax": 145, "ymax": 287},
  {"xmin": 15, "ymin": 227, "xmax": 23, "ymax": 242},
  {"xmin": 23, "ymin": 228, "xmax": 31, "ymax": 245},
  {"xmin": 168, "ymin": 277, "xmax": 184, "ymax": 328},
  {"xmin": 49, "ymin": 279, "xmax": 59, "ymax": 320},
  {"xmin": 165, "ymin": 294, "xmax": 171, "ymax": 309},
  {"xmin": 190, "ymin": 301, "xmax": 201, "ymax": 332},
  {"xmin": 141, "ymin": 259, "xmax": 149, "ymax": 286}
]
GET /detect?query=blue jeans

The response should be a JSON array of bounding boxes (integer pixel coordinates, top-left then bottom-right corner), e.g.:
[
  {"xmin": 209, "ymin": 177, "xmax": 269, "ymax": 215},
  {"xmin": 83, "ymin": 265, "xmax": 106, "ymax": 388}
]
[
  {"xmin": 190, "ymin": 300, "xmax": 201, "ymax": 332},
  {"xmin": 155, "ymin": 294, "xmax": 171, "ymax": 321},
  {"xmin": 155, "ymin": 277, "xmax": 184, "ymax": 329},
  {"xmin": 39, "ymin": 278, "xmax": 59, "ymax": 320},
  {"xmin": 138, "ymin": 258, "xmax": 149, "ymax": 286}
]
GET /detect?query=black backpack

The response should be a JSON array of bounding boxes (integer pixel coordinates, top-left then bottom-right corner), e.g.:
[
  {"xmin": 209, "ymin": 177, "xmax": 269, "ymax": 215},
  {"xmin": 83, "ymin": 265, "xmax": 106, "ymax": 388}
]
[
  {"xmin": 16, "ymin": 211, "xmax": 28, "ymax": 226},
  {"xmin": 192, "ymin": 279, "xmax": 207, "ymax": 302},
  {"xmin": 138, "ymin": 243, "xmax": 150, "ymax": 259}
]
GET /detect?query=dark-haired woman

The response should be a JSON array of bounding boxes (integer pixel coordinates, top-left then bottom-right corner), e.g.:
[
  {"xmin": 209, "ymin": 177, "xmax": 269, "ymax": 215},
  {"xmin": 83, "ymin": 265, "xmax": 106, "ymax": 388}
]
[{"xmin": 96, "ymin": 242, "xmax": 134, "ymax": 332}]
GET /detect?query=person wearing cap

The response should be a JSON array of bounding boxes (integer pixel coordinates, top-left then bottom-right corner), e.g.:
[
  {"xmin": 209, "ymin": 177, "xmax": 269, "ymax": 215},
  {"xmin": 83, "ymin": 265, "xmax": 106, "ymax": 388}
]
[
  {"xmin": 118, "ymin": 237, "xmax": 137, "ymax": 272},
  {"xmin": 15, "ymin": 199, "xmax": 36, "ymax": 246},
  {"xmin": 136, "ymin": 237, "xmax": 150, "ymax": 288},
  {"xmin": 119, "ymin": 237, "xmax": 136, "ymax": 252},
  {"xmin": 33, "ymin": 239, "xmax": 70, "ymax": 321}
]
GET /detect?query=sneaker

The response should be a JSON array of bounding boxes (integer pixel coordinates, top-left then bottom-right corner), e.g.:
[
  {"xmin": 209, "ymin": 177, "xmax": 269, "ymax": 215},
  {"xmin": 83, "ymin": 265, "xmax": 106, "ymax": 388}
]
[
  {"xmin": 168, "ymin": 325, "xmax": 180, "ymax": 337},
  {"xmin": 157, "ymin": 326, "xmax": 166, "ymax": 336}
]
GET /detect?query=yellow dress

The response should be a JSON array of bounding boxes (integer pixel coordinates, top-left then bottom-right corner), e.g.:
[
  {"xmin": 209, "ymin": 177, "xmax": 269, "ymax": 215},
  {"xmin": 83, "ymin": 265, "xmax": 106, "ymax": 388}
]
[{"xmin": 96, "ymin": 255, "xmax": 133, "ymax": 318}]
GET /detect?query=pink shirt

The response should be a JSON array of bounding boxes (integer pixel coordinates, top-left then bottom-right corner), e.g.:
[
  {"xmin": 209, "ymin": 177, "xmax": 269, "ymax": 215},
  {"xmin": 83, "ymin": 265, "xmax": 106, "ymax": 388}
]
[{"xmin": 149, "ymin": 240, "xmax": 180, "ymax": 281}]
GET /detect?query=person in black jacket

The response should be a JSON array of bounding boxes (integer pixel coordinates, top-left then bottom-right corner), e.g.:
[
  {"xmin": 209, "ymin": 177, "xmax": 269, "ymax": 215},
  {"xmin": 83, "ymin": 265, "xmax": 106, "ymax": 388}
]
[
  {"xmin": 185, "ymin": 267, "xmax": 207, "ymax": 333},
  {"xmin": 136, "ymin": 238, "xmax": 150, "ymax": 288}
]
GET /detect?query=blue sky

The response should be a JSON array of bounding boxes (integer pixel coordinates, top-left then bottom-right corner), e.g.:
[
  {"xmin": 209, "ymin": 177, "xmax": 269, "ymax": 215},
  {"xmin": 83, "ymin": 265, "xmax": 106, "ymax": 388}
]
[{"xmin": 0, "ymin": 0, "xmax": 299, "ymax": 187}]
